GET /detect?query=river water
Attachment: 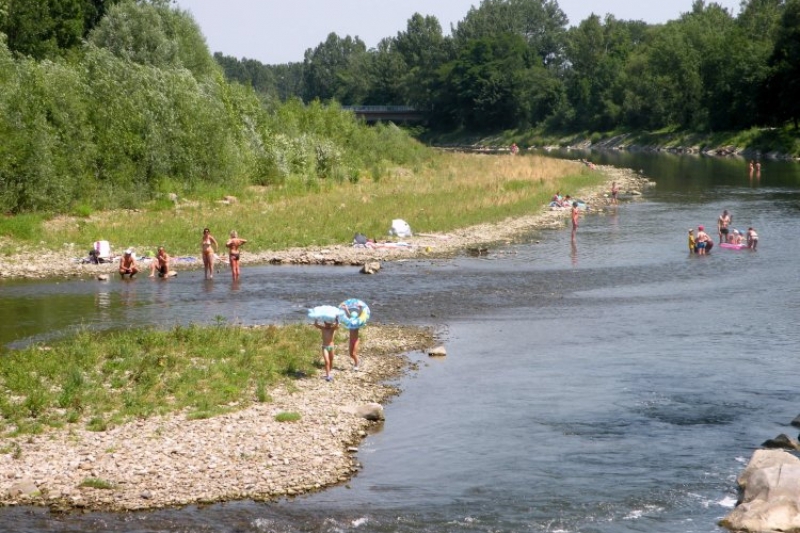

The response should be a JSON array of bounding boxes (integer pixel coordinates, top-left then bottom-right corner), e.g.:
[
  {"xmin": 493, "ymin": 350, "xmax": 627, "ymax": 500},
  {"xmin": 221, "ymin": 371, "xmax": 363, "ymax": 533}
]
[{"xmin": 2, "ymin": 151, "xmax": 799, "ymax": 532}]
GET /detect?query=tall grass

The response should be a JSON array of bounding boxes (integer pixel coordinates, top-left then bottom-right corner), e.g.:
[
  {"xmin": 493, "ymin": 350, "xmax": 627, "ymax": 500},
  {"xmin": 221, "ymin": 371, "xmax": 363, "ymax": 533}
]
[
  {"xmin": 0, "ymin": 323, "xmax": 321, "ymax": 437},
  {"xmin": 29, "ymin": 153, "xmax": 596, "ymax": 256}
]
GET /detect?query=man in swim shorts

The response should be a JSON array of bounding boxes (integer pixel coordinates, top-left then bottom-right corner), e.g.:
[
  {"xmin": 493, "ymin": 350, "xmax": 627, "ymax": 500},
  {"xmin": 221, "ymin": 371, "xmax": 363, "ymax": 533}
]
[
  {"xmin": 118, "ymin": 249, "xmax": 139, "ymax": 278},
  {"xmin": 718, "ymin": 210, "xmax": 732, "ymax": 243},
  {"xmin": 149, "ymin": 246, "xmax": 170, "ymax": 278}
]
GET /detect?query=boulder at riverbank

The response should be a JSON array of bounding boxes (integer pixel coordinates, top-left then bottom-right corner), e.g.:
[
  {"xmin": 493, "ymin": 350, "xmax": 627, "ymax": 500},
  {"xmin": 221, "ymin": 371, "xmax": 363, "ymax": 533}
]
[{"xmin": 720, "ymin": 449, "xmax": 800, "ymax": 533}]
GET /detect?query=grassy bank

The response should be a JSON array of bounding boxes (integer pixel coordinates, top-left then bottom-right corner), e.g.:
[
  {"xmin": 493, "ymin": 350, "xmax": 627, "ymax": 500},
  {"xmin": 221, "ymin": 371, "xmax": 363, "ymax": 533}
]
[
  {"xmin": 0, "ymin": 322, "xmax": 322, "ymax": 438},
  {"xmin": 0, "ymin": 152, "xmax": 598, "ymax": 258}
]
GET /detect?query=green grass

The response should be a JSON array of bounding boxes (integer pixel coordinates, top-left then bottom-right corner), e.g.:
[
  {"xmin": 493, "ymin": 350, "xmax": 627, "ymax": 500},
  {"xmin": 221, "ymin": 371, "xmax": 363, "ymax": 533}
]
[
  {"xmin": 274, "ymin": 412, "xmax": 301, "ymax": 422},
  {"xmin": 79, "ymin": 478, "xmax": 115, "ymax": 490},
  {"xmin": 0, "ymin": 323, "xmax": 321, "ymax": 438}
]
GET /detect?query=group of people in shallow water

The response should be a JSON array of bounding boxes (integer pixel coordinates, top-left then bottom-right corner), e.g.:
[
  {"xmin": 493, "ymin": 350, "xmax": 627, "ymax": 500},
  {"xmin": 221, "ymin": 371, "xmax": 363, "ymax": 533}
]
[
  {"xmin": 688, "ymin": 209, "xmax": 758, "ymax": 254},
  {"xmin": 118, "ymin": 228, "xmax": 248, "ymax": 280}
]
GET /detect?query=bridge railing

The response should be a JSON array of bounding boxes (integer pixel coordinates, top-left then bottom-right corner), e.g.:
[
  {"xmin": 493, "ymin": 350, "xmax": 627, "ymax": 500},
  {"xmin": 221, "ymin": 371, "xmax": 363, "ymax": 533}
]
[{"xmin": 341, "ymin": 105, "xmax": 419, "ymax": 113}]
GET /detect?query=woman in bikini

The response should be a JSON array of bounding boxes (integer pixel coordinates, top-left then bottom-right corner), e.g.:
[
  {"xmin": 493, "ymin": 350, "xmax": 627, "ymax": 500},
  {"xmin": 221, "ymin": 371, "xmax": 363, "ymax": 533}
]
[
  {"xmin": 201, "ymin": 228, "xmax": 218, "ymax": 279},
  {"xmin": 225, "ymin": 230, "xmax": 248, "ymax": 280}
]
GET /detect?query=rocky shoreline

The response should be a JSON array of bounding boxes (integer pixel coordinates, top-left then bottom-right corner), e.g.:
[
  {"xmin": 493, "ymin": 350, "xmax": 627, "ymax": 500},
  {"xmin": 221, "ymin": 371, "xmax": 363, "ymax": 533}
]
[
  {"xmin": 0, "ymin": 164, "xmax": 652, "ymax": 281},
  {"xmin": 0, "ymin": 164, "xmax": 653, "ymax": 513}
]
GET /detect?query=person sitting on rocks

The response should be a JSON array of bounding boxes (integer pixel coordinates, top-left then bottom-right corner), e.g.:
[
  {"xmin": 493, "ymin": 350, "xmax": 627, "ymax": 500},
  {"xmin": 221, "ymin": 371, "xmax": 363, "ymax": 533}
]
[
  {"xmin": 149, "ymin": 246, "xmax": 170, "ymax": 278},
  {"xmin": 119, "ymin": 249, "xmax": 139, "ymax": 278}
]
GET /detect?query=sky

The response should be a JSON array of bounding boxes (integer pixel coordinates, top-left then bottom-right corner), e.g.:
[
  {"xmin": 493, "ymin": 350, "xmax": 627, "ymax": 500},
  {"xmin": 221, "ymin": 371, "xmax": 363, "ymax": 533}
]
[{"xmin": 174, "ymin": 0, "xmax": 742, "ymax": 65}]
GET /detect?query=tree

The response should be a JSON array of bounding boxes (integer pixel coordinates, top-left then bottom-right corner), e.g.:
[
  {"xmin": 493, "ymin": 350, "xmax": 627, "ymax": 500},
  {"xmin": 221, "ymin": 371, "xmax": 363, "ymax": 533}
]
[
  {"xmin": 364, "ymin": 37, "xmax": 408, "ymax": 105},
  {"xmin": 301, "ymin": 33, "xmax": 370, "ymax": 104},
  {"xmin": 439, "ymin": 33, "xmax": 537, "ymax": 130},
  {"xmin": 3, "ymin": 0, "xmax": 85, "ymax": 59},
  {"xmin": 452, "ymin": 0, "xmax": 568, "ymax": 67},
  {"xmin": 394, "ymin": 13, "xmax": 451, "ymax": 109},
  {"xmin": 763, "ymin": 0, "xmax": 800, "ymax": 128},
  {"xmin": 88, "ymin": 1, "xmax": 217, "ymax": 79}
]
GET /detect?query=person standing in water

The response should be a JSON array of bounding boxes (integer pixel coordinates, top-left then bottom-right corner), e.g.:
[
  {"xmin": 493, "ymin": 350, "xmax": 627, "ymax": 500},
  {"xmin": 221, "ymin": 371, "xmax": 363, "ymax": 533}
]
[
  {"xmin": 717, "ymin": 210, "xmax": 732, "ymax": 244},
  {"xmin": 225, "ymin": 230, "xmax": 248, "ymax": 281},
  {"xmin": 201, "ymin": 228, "xmax": 218, "ymax": 279},
  {"xmin": 696, "ymin": 225, "xmax": 712, "ymax": 255},
  {"xmin": 571, "ymin": 201, "xmax": 580, "ymax": 241}
]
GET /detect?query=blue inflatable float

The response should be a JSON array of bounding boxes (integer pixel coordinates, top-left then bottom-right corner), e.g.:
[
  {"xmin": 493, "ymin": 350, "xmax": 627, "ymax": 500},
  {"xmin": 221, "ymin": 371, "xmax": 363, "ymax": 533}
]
[
  {"xmin": 339, "ymin": 298, "xmax": 370, "ymax": 330},
  {"xmin": 307, "ymin": 305, "xmax": 345, "ymax": 322}
]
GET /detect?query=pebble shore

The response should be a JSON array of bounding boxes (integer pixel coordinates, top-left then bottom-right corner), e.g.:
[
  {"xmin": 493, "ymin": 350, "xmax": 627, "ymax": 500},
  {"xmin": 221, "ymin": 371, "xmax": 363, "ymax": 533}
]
[{"xmin": 0, "ymin": 164, "xmax": 652, "ymax": 512}]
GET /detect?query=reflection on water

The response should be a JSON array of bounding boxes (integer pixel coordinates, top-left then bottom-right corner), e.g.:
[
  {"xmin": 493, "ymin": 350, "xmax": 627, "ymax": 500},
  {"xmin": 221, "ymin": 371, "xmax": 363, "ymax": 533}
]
[{"xmin": 2, "ymin": 152, "xmax": 800, "ymax": 532}]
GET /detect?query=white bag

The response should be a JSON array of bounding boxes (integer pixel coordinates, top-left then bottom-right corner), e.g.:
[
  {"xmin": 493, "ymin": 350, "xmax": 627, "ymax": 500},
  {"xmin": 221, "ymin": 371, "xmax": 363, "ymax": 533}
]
[{"xmin": 389, "ymin": 219, "xmax": 412, "ymax": 238}]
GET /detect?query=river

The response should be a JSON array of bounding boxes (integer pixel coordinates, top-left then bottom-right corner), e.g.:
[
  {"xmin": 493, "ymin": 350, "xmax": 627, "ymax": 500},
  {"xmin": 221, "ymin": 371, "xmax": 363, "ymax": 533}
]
[{"xmin": 1, "ymin": 150, "xmax": 799, "ymax": 532}]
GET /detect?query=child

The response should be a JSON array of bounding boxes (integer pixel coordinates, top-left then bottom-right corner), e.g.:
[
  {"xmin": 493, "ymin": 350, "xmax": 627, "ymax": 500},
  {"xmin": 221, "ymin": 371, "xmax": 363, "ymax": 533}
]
[
  {"xmin": 314, "ymin": 319, "xmax": 339, "ymax": 382},
  {"xmin": 688, "ymin": 228, "xmax": 696, "ymax": 253},
  {"xmin": 747, "ymin": 227, "xmax": 758, "ymax": 251},
  {"xmin": 696, "ymin": 225, "xmax": 711, "ymax": 255}
]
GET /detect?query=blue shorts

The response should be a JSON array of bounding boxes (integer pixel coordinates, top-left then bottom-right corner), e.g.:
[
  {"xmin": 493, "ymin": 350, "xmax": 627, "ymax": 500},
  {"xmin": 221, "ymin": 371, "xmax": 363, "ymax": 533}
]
[{"xmin": 697, "ymin": 242, "xmax": 706, "ymax": 249}]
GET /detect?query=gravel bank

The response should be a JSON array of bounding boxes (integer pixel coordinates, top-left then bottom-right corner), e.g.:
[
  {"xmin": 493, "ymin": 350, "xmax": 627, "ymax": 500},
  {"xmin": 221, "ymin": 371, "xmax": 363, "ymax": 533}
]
[{"xmin": 0, "ymin": 164, "xmax": 651, "ymax": 281}]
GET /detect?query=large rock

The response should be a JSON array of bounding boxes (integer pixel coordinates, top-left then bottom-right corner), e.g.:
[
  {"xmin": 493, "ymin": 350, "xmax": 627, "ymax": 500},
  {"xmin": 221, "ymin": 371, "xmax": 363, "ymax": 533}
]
[
  {"xmin": 762, "ymin": 434, "xmax": 800, "ymax": 451},
  {"xmin": 342, "ymin": 403, "xmax": 384, "ymax": 421},
  {"xmin": 5, "ymin": 479, "xmax": 38, "ymax": 498},
  {"xmin": 720, "ymin": 449, "xmax": 800, "ymax": 532}
]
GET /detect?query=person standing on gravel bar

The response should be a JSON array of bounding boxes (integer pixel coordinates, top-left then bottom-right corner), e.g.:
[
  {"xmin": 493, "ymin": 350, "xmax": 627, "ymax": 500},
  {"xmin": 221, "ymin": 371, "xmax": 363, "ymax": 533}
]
[
  {"xmin": 314, "ymin": 319, "xmax": 339, "ymax": 382},
  {"xmin": 225, "ymin": 230, "xmax": 247, "ymax": 281},
  {"xmin": 201, "ymin": 228, "xmax": 218, "ymax": 279}
]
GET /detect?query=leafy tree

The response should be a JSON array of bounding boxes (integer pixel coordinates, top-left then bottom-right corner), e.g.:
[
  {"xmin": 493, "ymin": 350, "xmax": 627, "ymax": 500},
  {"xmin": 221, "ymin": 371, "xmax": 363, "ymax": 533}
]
[
  {"xmin": 452, "ymin": 0, "xmax": 568, "ymax": 67},
  {"xmin": 88, "ymin": 1, "xmax": 217, "ymax": 79},
  {"xmin": 763, "ymin": 0, "xmax": 800, "ymax": 128},
  {"xmin": 439, "ymin": 33, "xmax": 537, "ymax": 130},
  {"xmin": 393, "ymin": 13, "xmax": 451, "ymax": 109},
  {"xmin": 364, "ymin": 37, "xmax": 408, "ymax": 105},
  {"xmin": 3, "ymin": 0, "xmax": 85, "ymax": 59},
  {"xmin": 301, "ymin": 32, "xmax": 370, "ymax": 104}
]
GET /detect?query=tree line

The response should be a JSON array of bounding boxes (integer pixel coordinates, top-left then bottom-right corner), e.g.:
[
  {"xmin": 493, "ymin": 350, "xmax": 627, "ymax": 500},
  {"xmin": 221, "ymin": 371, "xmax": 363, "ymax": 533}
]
[
  {"xmin": 215, "ymin": 0, "xmax": 800, "ymax": 134},
  {"xmin": 0, "ymin": 0, "xmax": 427, "ymax": 214}
]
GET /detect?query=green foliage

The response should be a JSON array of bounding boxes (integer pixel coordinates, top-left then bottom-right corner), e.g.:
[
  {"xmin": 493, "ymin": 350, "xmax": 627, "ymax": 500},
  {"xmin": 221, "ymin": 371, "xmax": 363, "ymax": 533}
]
[
  {"xmin": 0, "ymin": 213, "xmax": 44, "ymax": 240},
  {"xmin": 79, "ymin": 477, "xmax": 114, "ymax": 490},
  {"xmin": 274, "ymin": 412, "xmax": 301, "ymax": 423},
  {"xmin": 0, "ymin": 324, "xmax": 322, "ymax": 437}
]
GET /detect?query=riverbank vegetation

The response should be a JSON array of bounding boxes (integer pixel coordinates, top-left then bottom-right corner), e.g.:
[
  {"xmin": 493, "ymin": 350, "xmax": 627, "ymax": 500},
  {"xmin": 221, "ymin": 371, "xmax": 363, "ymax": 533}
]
[
  {"xmin": 0, "ymin": 1, "xmax": 428, "ymax": 217},
  {"xmin": 3, "ymin": 152, "xmax": 593, "ymax": 258},
  {"xmin": 217, "ymin": 0, "xmax": 800, "ymax": 156},
  {"xmin": 0, "ymin": 322, "xmax": 321, "ymax": 438}
]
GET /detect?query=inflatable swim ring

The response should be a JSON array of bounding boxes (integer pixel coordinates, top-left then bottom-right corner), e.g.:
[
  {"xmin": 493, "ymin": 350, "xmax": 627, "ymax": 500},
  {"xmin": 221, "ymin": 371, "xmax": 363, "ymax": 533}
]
[
  {"xmin": 339, "ymin": 298, "xmax": 370, "ymax": 330},
  {"xmin": 307, "ymin": 305, "xmax": 345, "ymax": 322}
]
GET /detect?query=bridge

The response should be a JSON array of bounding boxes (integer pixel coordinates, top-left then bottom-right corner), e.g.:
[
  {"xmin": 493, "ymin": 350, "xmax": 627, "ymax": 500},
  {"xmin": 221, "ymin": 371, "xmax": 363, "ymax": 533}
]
[{"xmin": 342, "ymin": 105, "xmax": 425, "ymax": 124}]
